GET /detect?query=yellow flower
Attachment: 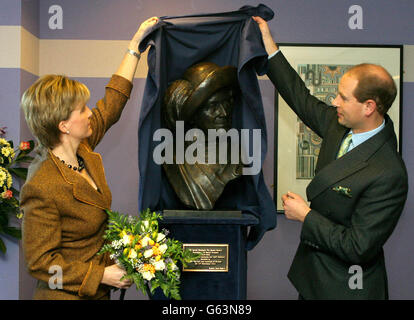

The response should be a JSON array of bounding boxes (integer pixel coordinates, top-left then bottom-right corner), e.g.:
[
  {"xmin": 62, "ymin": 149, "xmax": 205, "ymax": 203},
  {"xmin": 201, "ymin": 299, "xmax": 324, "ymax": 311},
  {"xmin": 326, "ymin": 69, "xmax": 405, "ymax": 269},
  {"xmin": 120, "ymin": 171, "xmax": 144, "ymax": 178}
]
[
  {"xmin": 142, "ymin": 263, "xmax": 155, "ymax": 274},
  {"xmin": 152, "ymin": 246, "xmax": 161, "ymax": 256},
  {"xmin": 6, "ymin": 172, "xmax": 12, "ymax": 189},
  {"xmin": 0, "ymin": 168, "xmax": 6, "ymax": 187},
  {"xmin": 128, "ymin": 249, "xmax": 137, "ymax": 259},
  {"xmin": 16, "ymin": 210, "xmax": 24, "ymax": 219},
  {"xmin": 0, "ymin": 167, "xmax": 12, "ymax": 189},
  {"xmin": 1, "ymin": 146, "xmax": 14, "ymax": 159}
]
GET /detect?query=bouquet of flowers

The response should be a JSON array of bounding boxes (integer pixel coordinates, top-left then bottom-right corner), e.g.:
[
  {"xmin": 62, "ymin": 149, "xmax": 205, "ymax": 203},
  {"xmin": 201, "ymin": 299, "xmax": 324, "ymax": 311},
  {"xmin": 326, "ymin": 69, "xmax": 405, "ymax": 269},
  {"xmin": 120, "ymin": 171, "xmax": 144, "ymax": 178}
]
[
  {"xmin": 98, "ymin": 208, "xmax": 199, "ymax": 300},
  {"xmin": 0, "ymin": 127, "xmax": 34, "ymax": 253}
]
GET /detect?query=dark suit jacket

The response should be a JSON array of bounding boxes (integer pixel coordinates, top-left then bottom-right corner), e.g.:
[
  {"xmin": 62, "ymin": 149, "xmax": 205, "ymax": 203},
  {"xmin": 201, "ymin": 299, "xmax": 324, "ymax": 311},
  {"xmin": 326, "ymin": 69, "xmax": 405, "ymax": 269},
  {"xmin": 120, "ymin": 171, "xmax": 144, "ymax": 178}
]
[
  {"xmin": 267, "ymin": 52, "xmax": 408, "ymax": 299},
  {"xmin": 21, "ymin": 75, "xmax": 132, "ymax": 300}
]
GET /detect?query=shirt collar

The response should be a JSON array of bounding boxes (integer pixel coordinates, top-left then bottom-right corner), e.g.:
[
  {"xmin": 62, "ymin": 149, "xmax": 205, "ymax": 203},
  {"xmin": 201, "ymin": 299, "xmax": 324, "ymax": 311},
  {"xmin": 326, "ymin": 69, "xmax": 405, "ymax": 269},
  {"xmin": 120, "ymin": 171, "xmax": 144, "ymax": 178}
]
[{"xmin": 349, "ymin": 119, "xmax": 385, "ymax": 149}]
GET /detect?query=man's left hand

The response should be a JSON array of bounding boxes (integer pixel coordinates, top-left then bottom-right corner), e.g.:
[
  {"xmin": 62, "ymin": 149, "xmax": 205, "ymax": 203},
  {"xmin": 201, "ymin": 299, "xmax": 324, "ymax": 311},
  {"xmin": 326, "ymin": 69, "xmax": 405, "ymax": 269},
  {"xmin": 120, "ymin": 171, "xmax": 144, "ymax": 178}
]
[{"xmin": 282, "ymin": 191, "xmax": 311, "ymax": 222}]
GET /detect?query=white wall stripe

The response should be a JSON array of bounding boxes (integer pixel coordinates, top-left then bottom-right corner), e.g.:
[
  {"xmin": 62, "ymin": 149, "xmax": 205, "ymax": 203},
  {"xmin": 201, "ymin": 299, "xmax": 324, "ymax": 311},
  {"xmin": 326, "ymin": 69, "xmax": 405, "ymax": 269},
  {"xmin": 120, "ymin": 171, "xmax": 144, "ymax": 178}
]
[
  {"xmin": 39, "ymin": 39, "xmax": 149, "ymax": 78},
  {"xmin": 0, "ymin": 26, "xmax": 39, "ymax": 75},
  {"xmin": 0, "ymin": 26, "xmax": 21, "ymax": 69},
  {"xmin": 21, "ymin": 27, "xmax": 39, "ymax": 75}
]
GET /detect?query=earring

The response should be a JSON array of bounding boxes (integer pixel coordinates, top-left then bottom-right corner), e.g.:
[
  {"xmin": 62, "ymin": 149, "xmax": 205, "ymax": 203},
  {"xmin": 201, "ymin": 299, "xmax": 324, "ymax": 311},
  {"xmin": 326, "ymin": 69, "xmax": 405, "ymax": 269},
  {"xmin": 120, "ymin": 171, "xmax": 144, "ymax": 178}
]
[{"xmin": 66, "ymin": 130, "xmax": 70, "ymax": 134}]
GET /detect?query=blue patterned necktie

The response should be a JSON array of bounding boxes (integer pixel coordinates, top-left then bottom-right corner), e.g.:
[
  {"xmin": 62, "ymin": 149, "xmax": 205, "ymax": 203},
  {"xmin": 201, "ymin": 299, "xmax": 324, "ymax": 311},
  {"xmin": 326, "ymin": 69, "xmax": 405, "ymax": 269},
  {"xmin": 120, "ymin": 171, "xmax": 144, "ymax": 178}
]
[{"xmin": 337, "ymin": 133, "xmax": 352, "ymax": 159}]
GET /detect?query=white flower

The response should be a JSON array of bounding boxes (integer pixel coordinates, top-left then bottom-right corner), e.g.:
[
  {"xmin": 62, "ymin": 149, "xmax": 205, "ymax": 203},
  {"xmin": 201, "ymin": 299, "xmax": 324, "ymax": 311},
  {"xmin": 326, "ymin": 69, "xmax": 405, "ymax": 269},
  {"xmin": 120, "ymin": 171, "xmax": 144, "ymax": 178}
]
[
  {"xmin": 168, "ymin": 262, "xmax": 178, "ymax": 271},
  {"xmin": 141, "ymin": 271, "xmax": 155, "ymax": 281},
  {"xmin": 140, "ymin": 235, "xmax": 151, "ymax": 247},
  {"xmin": 156, "ymin": 233, "xmax": 166, "ymax": 242},
  {"xmin": 127, "ymin": 215, "xmax": 136, "ymax": 224},
  {"xmin": 159, "ymin": 244, "xmax": 168, "ymax": 254},
  {"xmin": 153, "ymin": 260, "xmax": 166, "ymax": 271},
  {"xmin": 128, "ymin": 249, "xmax": 137, "ymax": 259},
  {"xmin": 122, "ymin": 234, "xmax": 132, "ymax": 246},
  {"xmin": 141, "ymin": 220, "xmax": 149, "ymax": 231},
  {"xmin": 111, "ymin": 240, "xmax": 123, "ymax": 249},
  {"xmin": 144, "ymin": 249, "xmax": 153, "ymax": 258},
  {"xmin": 110, "ymin": 252, "xmax": 120, "ymax": 260}
]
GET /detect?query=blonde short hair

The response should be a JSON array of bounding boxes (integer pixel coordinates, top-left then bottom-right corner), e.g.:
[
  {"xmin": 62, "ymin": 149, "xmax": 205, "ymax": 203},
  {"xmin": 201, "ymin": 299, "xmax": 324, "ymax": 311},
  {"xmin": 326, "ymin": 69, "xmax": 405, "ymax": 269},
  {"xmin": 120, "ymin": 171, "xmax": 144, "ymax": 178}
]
[{"xmin": 21, "ymin": 75, "xmax": 90, "ymax": 149}]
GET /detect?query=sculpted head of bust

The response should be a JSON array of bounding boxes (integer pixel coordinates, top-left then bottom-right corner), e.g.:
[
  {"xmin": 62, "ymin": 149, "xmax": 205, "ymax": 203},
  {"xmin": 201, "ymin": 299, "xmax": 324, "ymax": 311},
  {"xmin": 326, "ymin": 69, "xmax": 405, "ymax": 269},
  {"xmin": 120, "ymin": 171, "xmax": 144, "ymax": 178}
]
[
  {"xmin": 162, "ymin": 62, "xmax": 242, "ymax": 210},
  {"xmin": 163, "ymin": 62, "xmax": 238, "ymax": 132}
]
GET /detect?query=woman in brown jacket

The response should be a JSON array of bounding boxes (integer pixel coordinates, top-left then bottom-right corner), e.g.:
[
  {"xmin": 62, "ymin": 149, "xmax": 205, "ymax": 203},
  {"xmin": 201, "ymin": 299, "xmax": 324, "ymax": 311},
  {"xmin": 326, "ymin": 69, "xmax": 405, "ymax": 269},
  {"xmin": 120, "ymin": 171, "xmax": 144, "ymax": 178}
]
[{"xmin": 19, "ymin": 17, "xmax": 158, "ymax": 300}]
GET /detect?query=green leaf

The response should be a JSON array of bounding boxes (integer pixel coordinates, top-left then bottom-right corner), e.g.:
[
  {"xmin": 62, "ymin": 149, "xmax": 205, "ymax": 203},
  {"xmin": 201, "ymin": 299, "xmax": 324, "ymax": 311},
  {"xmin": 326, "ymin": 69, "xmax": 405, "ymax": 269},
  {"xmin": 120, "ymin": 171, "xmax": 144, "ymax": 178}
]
[
  {"xmin": 14, "ymin": 155, "xmax": 34, "ymax": 163},
  {"xmin": 0, "ymin": 237, "xmax": 6, "ymax": 254},
  {"xmin": 0, "ymin": 212, "xmax": 9, "ymax": 226},
  {"xmin": 4, "ymin": 227, "xmax": 21, "ymax": 239},
  {"xmin": 8, "ymin": 167, "xmax": 28, "ymax": 179}
]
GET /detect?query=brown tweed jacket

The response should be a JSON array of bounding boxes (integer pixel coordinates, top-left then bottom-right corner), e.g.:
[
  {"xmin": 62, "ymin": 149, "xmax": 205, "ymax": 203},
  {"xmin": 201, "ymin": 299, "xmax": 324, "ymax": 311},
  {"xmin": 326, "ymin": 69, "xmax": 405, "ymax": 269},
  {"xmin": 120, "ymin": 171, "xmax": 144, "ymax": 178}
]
[{"xmin": 21, "ymin": 74, "xmax": 133, "ymax": 300}]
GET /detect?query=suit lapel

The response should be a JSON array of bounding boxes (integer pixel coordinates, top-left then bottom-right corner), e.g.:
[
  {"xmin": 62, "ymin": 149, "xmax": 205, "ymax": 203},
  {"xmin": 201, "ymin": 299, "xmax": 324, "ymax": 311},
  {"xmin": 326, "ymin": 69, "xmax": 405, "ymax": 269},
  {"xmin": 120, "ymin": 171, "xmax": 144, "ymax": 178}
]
[
  {"xmin": 49, "ymin": 145, "xmax": 111, "ymax": 210},
  {"xmin": 307, "ymin": 115, "xmax": 395, "ymax": 201},
  {"xmin": 314, "ymin": 122, "xmax": 348, "ymax": 175}
]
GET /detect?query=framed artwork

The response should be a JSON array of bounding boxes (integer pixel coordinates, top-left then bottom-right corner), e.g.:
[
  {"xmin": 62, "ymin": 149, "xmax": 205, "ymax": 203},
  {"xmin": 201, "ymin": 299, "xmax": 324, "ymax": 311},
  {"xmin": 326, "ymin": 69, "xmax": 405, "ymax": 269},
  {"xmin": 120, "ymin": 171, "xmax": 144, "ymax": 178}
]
[{"xmin": 274, "ymin": 44, "xmax": 403, "ymax": 212}]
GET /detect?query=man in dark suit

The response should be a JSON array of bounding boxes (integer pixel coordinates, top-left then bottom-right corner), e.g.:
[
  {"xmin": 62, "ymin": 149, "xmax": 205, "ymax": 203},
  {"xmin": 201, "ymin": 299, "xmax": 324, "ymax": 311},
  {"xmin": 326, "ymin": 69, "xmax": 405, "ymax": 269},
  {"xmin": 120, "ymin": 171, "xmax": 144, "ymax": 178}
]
[{"xmin": 253, "ymin": 16, "xmax": 408, "ymax": 299}]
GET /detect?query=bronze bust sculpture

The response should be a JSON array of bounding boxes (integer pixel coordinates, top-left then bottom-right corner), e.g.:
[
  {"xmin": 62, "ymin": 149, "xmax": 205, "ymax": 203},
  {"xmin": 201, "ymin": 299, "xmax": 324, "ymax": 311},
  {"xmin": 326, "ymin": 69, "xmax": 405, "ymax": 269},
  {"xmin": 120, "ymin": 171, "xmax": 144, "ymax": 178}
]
[{"xmin": 162, "ymin": 62, "xmax": 243, "ymax": 210}]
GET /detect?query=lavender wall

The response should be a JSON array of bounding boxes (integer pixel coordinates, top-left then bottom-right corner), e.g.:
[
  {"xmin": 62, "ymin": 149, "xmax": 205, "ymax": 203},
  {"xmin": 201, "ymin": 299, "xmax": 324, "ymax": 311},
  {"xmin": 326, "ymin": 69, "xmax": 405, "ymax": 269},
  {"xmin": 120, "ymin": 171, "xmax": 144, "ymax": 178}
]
[
  {"xmin": 1, "ymin": 0, "xmax": 413, "ymax": 300},
  {"xmin": 0, "ymin": 0, "xmax": 21, "ymax": 27},
  {"xmin": 34, "ymin": 0, "xmax": 414, "ymax": 44},
  {"xmin": 384, "ymin": 82, "xmax": 414, "ymax": 299},
  {"xmin": 0, "ymin": 68, "xmax": 23, "ymax": 299}
]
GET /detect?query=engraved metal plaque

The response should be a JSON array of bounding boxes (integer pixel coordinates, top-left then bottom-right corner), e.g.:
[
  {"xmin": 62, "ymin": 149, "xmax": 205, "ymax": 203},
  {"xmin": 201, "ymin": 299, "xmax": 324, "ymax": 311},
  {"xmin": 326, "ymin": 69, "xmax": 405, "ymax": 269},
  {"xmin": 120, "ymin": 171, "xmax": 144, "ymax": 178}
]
[{"xmin": 183, "ymin": 244, "xmax": 229, "ymax": 272}]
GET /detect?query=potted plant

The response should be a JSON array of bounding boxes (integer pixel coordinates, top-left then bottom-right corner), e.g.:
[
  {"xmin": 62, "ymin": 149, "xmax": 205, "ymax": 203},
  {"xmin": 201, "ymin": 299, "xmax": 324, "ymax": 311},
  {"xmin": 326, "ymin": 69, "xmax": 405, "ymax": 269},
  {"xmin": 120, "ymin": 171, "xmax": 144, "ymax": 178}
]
[{"xmin": 0, "ymin": 126, "xmax": 34, "ymax": 253}]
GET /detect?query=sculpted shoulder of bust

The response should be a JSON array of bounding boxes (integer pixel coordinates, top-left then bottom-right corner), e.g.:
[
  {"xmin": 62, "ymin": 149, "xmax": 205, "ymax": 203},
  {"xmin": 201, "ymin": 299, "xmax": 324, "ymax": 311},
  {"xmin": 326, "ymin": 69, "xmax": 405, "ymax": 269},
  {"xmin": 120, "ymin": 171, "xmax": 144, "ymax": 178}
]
[{"xmin": 162, "ymin": 62, "xmax": 243, "ymax": 210}]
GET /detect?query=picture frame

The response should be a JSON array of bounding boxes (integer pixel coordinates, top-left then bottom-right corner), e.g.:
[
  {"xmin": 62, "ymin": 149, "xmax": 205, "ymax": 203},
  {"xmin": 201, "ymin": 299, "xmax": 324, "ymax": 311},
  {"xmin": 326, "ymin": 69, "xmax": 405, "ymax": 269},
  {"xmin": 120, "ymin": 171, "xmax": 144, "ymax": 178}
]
[{"xmin": 273, "ymin": 44, "xmax": 403, "ymax": 213}]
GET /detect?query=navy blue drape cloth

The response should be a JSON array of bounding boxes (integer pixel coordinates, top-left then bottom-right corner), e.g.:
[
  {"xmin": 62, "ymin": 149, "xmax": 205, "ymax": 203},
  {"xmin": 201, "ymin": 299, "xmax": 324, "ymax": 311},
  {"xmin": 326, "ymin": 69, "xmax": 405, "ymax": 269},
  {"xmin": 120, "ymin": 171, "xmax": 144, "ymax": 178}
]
[{"xmin": 137, "ymin": 4, "xmax": 277, "ymax": 250}]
